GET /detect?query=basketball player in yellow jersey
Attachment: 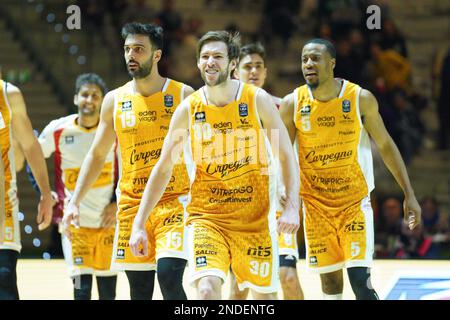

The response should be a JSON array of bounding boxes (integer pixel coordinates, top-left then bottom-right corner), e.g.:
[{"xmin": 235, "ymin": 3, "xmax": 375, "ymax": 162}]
[
  {"xmin": 229, "ymin": 42, "xmax": 304, "ymax": 300},
  {"xmin": 280, "ymin": 38, "xmax": 422, "ymax": 300},
  {"xmin": 130, "ymin": 31, "xmax": 300, "ymax": 300},
  {"xmin": 0, "ymin": 80, "xmax": 54, "ymax": 299},
  {"xmin": 64, "ymin": 23, "xmax": 194, "ymax": 300},
  {"xmin": 0, "ymin": 146, "xmax": 4, "ymax": 244}
]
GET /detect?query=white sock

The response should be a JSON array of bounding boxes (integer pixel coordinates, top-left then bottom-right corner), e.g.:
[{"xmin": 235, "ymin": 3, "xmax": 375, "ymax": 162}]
[{"xmin": 323, "ymin": 293, "xmax": 343, "ymax": 300}]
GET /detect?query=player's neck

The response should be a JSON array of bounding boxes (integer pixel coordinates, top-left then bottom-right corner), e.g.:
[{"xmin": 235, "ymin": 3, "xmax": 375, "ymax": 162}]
[
  {"xmin": 132, "ymin": 69, "xmax": 166, "ymax": 97},
  {"xmin": 77, "ymin": 114, "xmax": 99, "ymax": 129},
  {"xmin": 204, "ymin": 79, "xmax": 240, "ymax": 107},
  {"xmin": 311, "ymin": 78, "xmax": 342, "ymax": 102}
]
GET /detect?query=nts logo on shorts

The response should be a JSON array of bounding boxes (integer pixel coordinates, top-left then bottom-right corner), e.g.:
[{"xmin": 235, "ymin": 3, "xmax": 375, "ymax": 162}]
[
  {"xmin": 117, "ymin": 249, "xmax": 125, "ymax": 259},
  {"xmin": 309, "ymin": 256, "xmax": 318, "ymax": 266},
  {"xmin": 74, "ymin": 257, "xmax": 83, "ymax": 265},
  {"xmin": 196, "ymin": 256, "xmax": 207, "ymax": 268}
]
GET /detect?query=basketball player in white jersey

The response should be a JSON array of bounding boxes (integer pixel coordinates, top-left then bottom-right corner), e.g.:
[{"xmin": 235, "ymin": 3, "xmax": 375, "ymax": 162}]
[{"xmin": 38, "ymin": 73, "xmax": 118, "ymax": 300}]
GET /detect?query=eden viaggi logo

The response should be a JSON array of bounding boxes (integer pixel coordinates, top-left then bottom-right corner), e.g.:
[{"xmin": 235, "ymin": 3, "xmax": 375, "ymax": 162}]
[
  {"xmin": 121, "ymin": 101, "xmax": 132, "ymax": 111},
  {"xmin": 239, "ymin": 103, "xmax": 248, "ymax": 117},
  {"xmin": 164, "ymin": 94, "xmax": 174, "ymax": 107}
]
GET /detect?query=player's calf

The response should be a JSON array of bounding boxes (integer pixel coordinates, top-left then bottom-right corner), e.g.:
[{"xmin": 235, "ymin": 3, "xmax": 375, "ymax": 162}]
[
  {"xmin": 96, "ymin": 275, "xmax": 117, "ymax": 300},
  {"xmin": 157, "ymin": 257, "xmax": 187, "ymax": 300},
  {"xmin": 320, "ymin": 270, "xmax": 344, "ymax": 297},
  {"xmin": 125, "ymin": 270, "xmax": 155, "ymax": 300},
  {"xmin": 279, "ymin": 266, "xmax": 304, "ymax": 300},
  {"xmin": 0, "ymin": 250, "xmax": 19, "ymax": 300},
  {"xmin": 73, "ymin": 274, "xmax": 92, "ymax": 300},
  {"xmin": 347, "ymin": 267, "xmax": 379, "ymax": 300}
]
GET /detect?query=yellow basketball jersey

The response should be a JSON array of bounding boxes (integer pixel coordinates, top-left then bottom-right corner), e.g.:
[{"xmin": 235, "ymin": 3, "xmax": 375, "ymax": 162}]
[
  {"xmin": 186, "ymin": 82, "xmax": 277, "ymax": 233},
  {"xmin": 294, "ymin": 79, "xmax": 374, "ymax": 210},
  {"xmin": 114, "ymin": 79, "xmax": 190, "ymax": 220},
  {"xmin": 0, "ymin": 80, "xmax": 18, "ymax": 225}
]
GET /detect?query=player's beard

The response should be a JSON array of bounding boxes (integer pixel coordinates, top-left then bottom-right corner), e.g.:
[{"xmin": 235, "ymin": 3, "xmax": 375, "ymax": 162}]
[
  {"xmin": 128, "ymin": 56, "xmax": 153, "ymax": 79},
  {"xmin": 305, "ymin": 75, "xmax": 319, "ymax": 90},
  {"xmin": 201, "ymin": 64, "xmax": 230, "ymax": 87}
]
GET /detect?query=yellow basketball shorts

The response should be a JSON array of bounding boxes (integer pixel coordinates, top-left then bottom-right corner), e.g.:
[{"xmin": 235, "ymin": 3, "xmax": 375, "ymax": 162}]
[
  {"xmin": 187, "ymin": 222, "xmax": 280, "ymax": 294},
  {"xmin": 276, "ymin": 211, "xmax": 299, "ymax": 259},
  {"xmin": 62, "ymin": 226, "xmax": 117, "ymax": 277},
  {"xmin": 303, "ymin": 195, "xmax": 374, "ymax": 273},
  {"xmin": 111, "ymin": 195, "xmax": 189, "ymax": 271},
  {"xmin": 0, "ymin": 205, "xmax": 21, "ymax": 252}
]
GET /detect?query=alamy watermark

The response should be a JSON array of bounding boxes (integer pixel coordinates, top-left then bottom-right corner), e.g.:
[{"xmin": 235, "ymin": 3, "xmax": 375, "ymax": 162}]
[
  {"xmin": 66, "ymin": 5, "xmax": 81, "ymax": 30},
  {"xmin": 366, "ymin": 5, "xmax": 381, "ymax": 30}
]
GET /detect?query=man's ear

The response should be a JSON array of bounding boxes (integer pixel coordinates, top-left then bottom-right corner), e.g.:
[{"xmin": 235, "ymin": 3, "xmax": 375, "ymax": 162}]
[{"xmin": 153, "ymin": 49, "xmax": 162, "ymax": 63}]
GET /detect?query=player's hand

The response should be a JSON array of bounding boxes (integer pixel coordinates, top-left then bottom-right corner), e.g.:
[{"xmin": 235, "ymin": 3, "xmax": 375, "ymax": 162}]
[
  {"xmin": 62, "ymin": 201, "xmax": 80, "ymax": 241},
  {"xmin": 100, "ymin": 202, "xmax": 117, "ymax": 228},
  {"xmin": 37, "ymin": 192, "xmax": 54, "ymax": 231},
  {"xmin": 277, "ymin": 198, "xmax": 300, "ymax": 234},
  {"xmin": 129, "ymin": 223, "xmax": 148, "ymax": 257},
  {"xmin": 403, "ymin": 195, "xmax": 421, "ymax": 230}
]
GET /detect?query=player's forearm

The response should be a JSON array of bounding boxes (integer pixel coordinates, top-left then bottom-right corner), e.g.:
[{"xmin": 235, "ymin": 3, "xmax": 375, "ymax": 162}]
[
  {"xmin": 23, "ymin": 141, "xmax": 52, "ymax": 196},
  {"xmin": 378, "ymin": 138, "xmax": 415, "ymax": 196},
  {"xmin": 71, "ymin": 152, "xmax": 107, "ymax": 205},
  {"xmin": 280, "ymin": 147, "xmax": 300, "ymax": 209},
  {"xmin": 134, "ymin": 164, "xmax": 173, "ymax": 227}
]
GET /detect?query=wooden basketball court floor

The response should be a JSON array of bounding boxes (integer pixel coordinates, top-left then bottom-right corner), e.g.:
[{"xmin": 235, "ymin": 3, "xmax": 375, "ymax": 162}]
[{"xmin": 16, "ymin": 259, "xmax": 450, "ymax": 300}]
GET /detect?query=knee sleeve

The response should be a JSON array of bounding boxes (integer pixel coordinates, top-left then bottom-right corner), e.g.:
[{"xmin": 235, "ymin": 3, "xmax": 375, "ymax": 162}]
[
  {"xmin": 279, "ymin": 255, "xmax": 297, "ymax": 268},
  {"xmin": 157, "ymin": 258, "xmax": 187, "ymax": 300},
  {"xmin": 96, "ymin": 275, "xmax": 117, "ymax": 300},
  {"xmin": 73, "ymin": 274, "xmax": 93, "ymax": 300},
  {"xmin": 347, "ymin": 267, "xmax": 379, "ymax": 300},
  {"xmin": 0, "ymin": 250, "xmax": 19, "ymax": 300},
  {"xmin": 125, "ymin": 270, "xmax": 155, "ymax": 300}
]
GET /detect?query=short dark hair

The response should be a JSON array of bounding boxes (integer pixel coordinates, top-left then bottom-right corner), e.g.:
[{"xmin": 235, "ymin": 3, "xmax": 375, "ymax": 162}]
[
  {"xmin": 75, "ymin": 73, "xmax": 108, "ymax": 96},
  {"xmin": 197, "ymin": 30, "xmax": 241, "ymax": 61},
  {"xmin": 304, "ymin": 38, "xmax": 336, "ymax": 59},
  {"xmin": 239, "ymin": 42, "xmax": 266, "ymax": 64},
  {"xmin": 121, "ymin": 22, "xmax": 164, "ymax": 51}
]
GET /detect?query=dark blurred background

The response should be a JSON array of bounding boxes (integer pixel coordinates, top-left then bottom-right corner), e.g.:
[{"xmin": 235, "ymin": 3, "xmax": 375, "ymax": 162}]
[{"xmin": 0, "ymin": 0, "xmax": 449, "ymax": 260}]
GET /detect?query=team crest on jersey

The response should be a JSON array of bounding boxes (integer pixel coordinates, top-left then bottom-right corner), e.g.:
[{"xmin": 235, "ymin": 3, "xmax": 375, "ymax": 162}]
[
  {"xmin": 238, "ymin": 103, "xmax": 248, "ymax": 117},
  {"xmin": 65, "ymin": 135, "xmax": 74, "ymax": 144},
  {"xmin": 196, "ymin": 256, "xmax": 207, "ymax": 268},
  {"xmin": 342, "ymin": 100, "xmax": 351, "ymax": 113},
  {"xmin": 164, "ymin": 94, "xmax": 174, "ymax": 107},
  {"xmin": 300, "ymin": 105, "xmax": 311, "ymax": 116},
  {"xmin": 194, "ymin": 111, "xmax": 206, "ymax": 123},
  {"xmin": 74, "ymin": 257, "xmax": 83, "ymax": 265},
  {"xmin": 121, "ymin": 101, "xmax": 132, "ymax": 111}
]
